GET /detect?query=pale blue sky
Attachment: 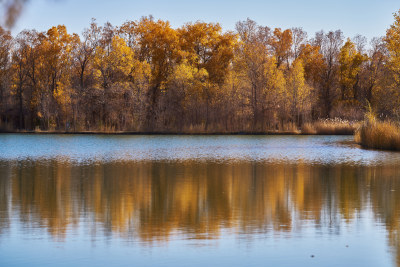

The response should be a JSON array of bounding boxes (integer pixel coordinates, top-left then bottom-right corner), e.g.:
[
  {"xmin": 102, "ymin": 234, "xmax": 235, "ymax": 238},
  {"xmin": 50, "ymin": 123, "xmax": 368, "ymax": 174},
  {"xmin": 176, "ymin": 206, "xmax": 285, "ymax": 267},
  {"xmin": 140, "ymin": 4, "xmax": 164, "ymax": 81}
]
[{"xmin": 13, "ymin": 0, "xmax": 400, "ymax": 39}]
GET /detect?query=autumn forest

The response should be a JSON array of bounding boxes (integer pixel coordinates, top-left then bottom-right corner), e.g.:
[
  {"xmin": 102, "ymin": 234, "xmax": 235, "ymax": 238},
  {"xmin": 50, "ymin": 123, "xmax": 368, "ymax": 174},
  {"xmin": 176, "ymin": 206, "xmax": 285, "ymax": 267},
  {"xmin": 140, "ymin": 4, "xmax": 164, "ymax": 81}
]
[{"xmin": 1, "ymin": 10, "xmax": 400, "ymax": 132}]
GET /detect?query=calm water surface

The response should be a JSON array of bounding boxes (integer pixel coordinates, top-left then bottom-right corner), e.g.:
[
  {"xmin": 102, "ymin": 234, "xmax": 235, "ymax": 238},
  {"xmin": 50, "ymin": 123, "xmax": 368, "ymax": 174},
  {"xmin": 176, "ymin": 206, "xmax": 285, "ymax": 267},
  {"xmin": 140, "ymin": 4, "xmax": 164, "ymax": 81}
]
[{"xmin": 1, "ymin": 134, "xmax": 400, "ymax": 266}]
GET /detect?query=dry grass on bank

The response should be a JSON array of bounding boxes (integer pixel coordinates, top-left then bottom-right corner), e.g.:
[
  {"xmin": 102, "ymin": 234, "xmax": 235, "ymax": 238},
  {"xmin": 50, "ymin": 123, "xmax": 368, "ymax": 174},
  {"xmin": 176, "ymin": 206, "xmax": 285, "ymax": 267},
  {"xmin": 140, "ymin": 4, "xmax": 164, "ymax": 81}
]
[
  {"xmin": 355, "ymin": 114, "xmax": 400, "ymax": 151},
  {"xmin": 301, "ymin": 118, "xmax": 358, "ymax": 135},
  {"xmin": 1, "ymin": 119, "xmax": 361, "ymax": 135}
]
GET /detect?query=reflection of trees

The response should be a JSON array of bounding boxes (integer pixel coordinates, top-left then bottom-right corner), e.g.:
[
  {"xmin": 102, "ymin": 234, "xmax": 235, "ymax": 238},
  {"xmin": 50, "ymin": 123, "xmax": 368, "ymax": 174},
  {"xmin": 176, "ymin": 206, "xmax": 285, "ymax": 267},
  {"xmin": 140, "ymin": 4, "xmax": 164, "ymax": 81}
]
[
  {"xmin": 0, "ymin": 163, "xmax": 12, "ymax": 236},
  {"xmin": 2, "ymin": 161, "xmax": 400, "ymax": 264},
  {"xmin": 369, "ymin": 166, "xmax": 400, "ymax": 267}
]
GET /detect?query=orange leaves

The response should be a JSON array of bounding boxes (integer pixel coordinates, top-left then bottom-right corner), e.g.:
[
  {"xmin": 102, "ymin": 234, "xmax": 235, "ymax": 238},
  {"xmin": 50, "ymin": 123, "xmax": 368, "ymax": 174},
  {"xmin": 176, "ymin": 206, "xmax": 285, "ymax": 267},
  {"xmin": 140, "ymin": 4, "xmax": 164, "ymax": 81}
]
[
  {"xmin": 178, "ymin": 21, "xmax": 237, "ymax": 85},
  {"xmin": 41, "ymin": 25, "xmax": 74, "ymax": 107},
  {"xmin": 338, "ymin": 39, "xmax": 367, "ymax": 100},
  {"xmin": 298, "ymin": 43, "xmax": 325, "ymax": 85},
  {"xmin": 385, "ymin": 10, "xmax": 400, "ymax": 84},
  {"xmin": 270, "ymin": 28, "xmax": 293, "ymax": 69},
  {"xmin": 93, "ymin": 35, "xmax": 134, "ymax": 89},
  {"xmin": 178, "ymin": 22, "xmax": 223, "ymax": 67},
  {"xmin": 134, "ymin": 17, "xmax": 179, "ymax": 87}
]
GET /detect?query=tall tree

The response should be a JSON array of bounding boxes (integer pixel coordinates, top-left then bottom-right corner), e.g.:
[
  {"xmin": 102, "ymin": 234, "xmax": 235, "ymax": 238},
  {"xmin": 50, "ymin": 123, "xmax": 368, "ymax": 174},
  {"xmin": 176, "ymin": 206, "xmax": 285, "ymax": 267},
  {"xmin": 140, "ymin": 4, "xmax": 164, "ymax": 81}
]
[
  {"xmin": 39, "ymin": 25, "xmax": 73, "ymax": 129},
  {"xmin": 178, "ymin": 21, "xmax": 236, "ymax": 130},
  {"xmin": 385, "ymin": 9, "xmax": 400, "ymax": 86},
  {"xmin": 286, "ymin": 59, "xmax": 310, "ymax": 125},
  {"xmin": 270, "ymin": 28, "xmax": 292, "ymax": 69},
  {"xmin": 235, "ymin": 19, "xmax": 271, "ymax": 130},
  {"xmin": 93, "ymin": 35, "xmax": 134, "ymax": 128},
  {"xmin": 291, "ymin": 27, "xmax": 307, "ymax": 60},
  {"xmin": 0, "ymin": 27, "xmax": 12, "ymax": 127},
  {"xmin": 316, "ymin": 30, "xmax": 343, "ymax": 117},
  {"xmin": 11, "ymin": 31, "xmax": 31, "ymax": 129},
  {"xmin": 362, "ymin": 37, "xmax": 387, "ymax": 105},
  {"xmin": 338, "ymin": 38, "xmax": 366, "ymax": 102},
  {"xmin": 135, "ymin": 17, "xmax": 179, "ymax": 129}
]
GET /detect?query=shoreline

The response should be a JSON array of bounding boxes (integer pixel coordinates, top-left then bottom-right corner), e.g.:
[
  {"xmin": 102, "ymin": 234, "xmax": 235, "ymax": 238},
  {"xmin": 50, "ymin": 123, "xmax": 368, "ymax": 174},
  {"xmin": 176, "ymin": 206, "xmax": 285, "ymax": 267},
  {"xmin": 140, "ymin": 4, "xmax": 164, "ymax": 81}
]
[{"xmin": 0, "ymin": 130, "xmax": 354, "ymax": 136}]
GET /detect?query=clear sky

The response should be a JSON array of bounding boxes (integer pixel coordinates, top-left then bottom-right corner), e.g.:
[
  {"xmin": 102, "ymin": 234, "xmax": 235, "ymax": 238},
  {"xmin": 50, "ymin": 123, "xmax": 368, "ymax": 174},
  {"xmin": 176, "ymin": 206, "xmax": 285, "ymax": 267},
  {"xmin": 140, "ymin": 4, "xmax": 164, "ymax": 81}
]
[{"xmin": 13, "ymin": 0, "xmax": 400, "ymax": 40}]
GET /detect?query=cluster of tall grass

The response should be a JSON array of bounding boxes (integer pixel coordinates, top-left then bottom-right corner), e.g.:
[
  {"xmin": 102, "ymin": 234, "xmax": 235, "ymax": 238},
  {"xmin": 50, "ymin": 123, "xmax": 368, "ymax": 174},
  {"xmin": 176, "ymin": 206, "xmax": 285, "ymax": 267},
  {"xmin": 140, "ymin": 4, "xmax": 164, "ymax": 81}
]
[
  {"xmin": 301, "ymin": 118, "xmax": 358, "ymax": 135},
  {"xmin": 355, "ymin": 108, "xmax": 400, "ymax": 151}
]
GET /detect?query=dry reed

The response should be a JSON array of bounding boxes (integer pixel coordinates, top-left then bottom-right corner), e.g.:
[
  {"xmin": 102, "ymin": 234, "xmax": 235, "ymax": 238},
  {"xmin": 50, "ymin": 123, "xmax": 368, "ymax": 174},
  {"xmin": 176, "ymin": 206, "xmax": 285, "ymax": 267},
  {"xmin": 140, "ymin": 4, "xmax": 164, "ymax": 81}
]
[
  {"xmin": 302, "ymin": 118, "xmax": 358, "ymax": 135},
  {"xmin": 355, "ymin": 112, "xmax": 400, "ymax": 151}
]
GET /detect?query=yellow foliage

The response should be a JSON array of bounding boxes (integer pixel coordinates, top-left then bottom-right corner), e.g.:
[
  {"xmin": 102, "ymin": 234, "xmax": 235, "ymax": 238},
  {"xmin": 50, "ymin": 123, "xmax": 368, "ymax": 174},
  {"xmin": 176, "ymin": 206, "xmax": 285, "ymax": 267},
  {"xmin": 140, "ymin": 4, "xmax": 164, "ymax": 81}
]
[
  {"xmin": 173, "ymin": 60, "xmax": 195, "ymax": 84},
  {"xmin": 135, "ymin": 17, "xmax": 179, "ymax": 87},
  {"xmin": 286, "ymin": 59, "xmax": 311, "ymax": 117},
  {"xmin": 178, "ymin": 21, "xmax": 237, "ymax": 85},
  {"xmin": 41, "ymin": 25, "xmax": 73, "ymax": 108},
  {"xmin": 385, "ymin": 9, "xmax": 400, "ymax": 85},
  {"xmin": 264, "ymin": 57, "xmax": 286, "ymax": 97},
  {"xmin": 338, "ymin": 39, "xmax": 367, "ymax": 100},
  {"xmin": 93, "ymin": 35, "xmax": 134, "ymax": 89},
  {"xmin": 298, "ymin": 43, "xmax": 325, "ymax": 85},
  {"xmin": 270, "ymin": 28, "xmax": 292, "ymax": 68}
]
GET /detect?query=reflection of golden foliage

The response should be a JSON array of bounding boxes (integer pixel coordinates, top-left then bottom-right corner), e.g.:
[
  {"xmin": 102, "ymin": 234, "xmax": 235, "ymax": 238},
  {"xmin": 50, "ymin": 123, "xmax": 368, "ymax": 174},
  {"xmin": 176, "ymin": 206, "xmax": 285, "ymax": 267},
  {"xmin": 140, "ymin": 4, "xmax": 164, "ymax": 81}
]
[{"xmin": 3, "ymin": 161, "xmax": 400, "ymax": 264}]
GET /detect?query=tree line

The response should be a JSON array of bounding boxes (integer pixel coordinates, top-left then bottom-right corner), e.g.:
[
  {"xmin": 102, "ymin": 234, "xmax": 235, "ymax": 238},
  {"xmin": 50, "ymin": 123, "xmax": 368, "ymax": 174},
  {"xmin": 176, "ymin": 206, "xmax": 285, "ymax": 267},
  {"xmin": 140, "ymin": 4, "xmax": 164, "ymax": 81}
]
[{"xmin": 1, "ymin": 11, "xmax": 400, "ymax": 132}]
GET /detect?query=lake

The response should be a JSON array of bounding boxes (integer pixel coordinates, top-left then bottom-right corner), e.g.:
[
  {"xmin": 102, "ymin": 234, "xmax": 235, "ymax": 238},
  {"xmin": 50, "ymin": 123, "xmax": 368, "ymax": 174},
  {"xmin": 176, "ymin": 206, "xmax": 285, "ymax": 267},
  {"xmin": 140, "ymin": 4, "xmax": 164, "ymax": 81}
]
[{"xmin": 1, "ymin": 134, "xmax": 400, "ymax": 266}]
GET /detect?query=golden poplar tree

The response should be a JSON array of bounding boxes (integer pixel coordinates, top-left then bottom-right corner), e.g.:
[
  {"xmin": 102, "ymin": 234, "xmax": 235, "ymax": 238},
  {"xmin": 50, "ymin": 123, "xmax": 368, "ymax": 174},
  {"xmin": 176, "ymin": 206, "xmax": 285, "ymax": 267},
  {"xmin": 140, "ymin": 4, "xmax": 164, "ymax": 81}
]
[
  {"xmin": 386, "ymin": 10, "xmax": 400, "ymax": 85},
  {"xmin": 338, "ymin": 39, "xmax": 366, "ymax": 102}
]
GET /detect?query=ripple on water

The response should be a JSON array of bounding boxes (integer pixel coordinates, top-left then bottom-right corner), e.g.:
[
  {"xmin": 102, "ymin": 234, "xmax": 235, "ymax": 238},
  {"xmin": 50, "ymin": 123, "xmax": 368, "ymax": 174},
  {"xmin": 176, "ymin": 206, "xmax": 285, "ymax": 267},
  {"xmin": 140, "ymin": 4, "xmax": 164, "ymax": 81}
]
[{"xmin": 0, "ymin": 134, "xmax": 399, "ymax": 165}]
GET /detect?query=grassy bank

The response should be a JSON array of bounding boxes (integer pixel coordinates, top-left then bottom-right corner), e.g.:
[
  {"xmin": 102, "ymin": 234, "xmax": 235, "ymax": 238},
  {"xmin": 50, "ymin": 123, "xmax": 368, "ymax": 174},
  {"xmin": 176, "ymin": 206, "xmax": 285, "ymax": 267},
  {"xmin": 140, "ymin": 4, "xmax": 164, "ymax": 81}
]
[
  {"xmin": 0, "ymin": 119, "xmax": 358, "ymax": 135},
  {"xmin": 355, "ymin": 113, "xmax": 400, "ymax": 151},
  {"xmin": 302, "ymin": 119, "xmax": 358, "ymax": 135},
  {"xmin": 0, "ymin": 130, "xmax": 303, "ymax": 135}
]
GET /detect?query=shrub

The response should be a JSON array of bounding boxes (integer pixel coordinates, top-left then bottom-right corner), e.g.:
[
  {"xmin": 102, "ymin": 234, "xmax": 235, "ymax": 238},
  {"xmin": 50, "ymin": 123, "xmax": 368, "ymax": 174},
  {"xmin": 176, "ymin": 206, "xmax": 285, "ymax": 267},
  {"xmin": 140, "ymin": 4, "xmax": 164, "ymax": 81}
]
[{"xmin": 355, "ymin": 112, "xmax": 400, "ymax": 151}]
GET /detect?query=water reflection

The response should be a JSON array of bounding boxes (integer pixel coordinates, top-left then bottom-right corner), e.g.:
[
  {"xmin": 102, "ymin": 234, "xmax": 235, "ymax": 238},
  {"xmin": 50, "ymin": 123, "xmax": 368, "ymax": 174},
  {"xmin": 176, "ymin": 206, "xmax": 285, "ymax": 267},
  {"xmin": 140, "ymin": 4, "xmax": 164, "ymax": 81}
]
[{"xmin": 1, "ymin": 160, "xmax": 400, "ymax": 265}]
